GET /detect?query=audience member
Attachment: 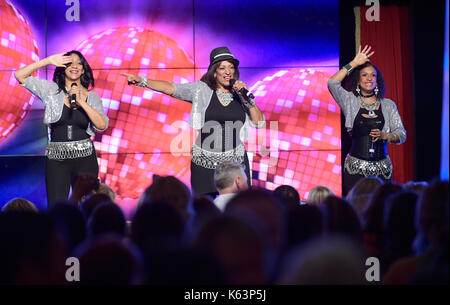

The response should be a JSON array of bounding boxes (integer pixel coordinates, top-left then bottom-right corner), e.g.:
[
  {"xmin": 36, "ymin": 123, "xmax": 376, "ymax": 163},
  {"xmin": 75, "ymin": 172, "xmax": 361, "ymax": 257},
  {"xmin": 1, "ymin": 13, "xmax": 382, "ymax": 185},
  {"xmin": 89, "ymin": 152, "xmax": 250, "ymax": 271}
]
[
  {"xmin": 381, "ymin": 191, "xmax": 418, "ymax": 275},
  {"xmin": 73, "ymin": 234, "xmax": 143, "ymax": 284},
  {"xmin": 48, "ymin": 202, "xmax": 87, "ymax": 254},
  {"xmin": 320, "ymin": 196, "xmax": 363, "ymax": 243},
  {"xmin": 79, "ymin": 193, "xmax": 113, "ymax": 221},
  {"xmin": 362, "ymin": 183, "xmax": 403, "ymax": 256},
  {"xmin": 285, "ymin": 204, "xmax": 324, "ymax": 252},
  {"xmin": 213, "ymin": 161, "xmax": 248, "ymax": 211},
  {"xmin": 273, "ymin": 185, "xmax": 301, "ymax": 210},
  {"xmin": 194, "ymin": 215, "xmax": 269, "ymax": 285},
  {"xmin": 87, "ymin": 202, "xmax": 127, "ymax": 237},
  {"xmin": 138, "ymin": 176, "xmax": 192, "ymax": 220},
  {"xmin": 131, "ymin": 201, "xmax": 186, "ymax": 255},
  {"xmin": 1, "ymin": 197, "xmax": 39, "ymax": 213},
  {"xmin": 346, "ymin": 176, "xmax": 384, "ymax": 216},
  {"xmin": 278, "ymin": 236, "xmax": 366, "ymax": 285},
  {"xmin": 306, "ymin": 185, "xmax": 334, "ymax": 205},
  {"xmin": 383, "ymin": 180, "xmax": 449, "ymax": 284}
]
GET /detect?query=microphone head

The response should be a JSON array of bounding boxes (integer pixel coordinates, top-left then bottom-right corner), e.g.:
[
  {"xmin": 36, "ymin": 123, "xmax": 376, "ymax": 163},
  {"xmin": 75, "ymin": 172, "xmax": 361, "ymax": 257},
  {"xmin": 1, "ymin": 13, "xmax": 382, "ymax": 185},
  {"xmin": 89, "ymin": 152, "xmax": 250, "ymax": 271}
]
[
  {"xmin": 229, "ymin": 79, "xmax": 236, "ymax": 86},
  {"xmin": 71, "ymin": 83, "xmax": 77, "ymax": 87}
]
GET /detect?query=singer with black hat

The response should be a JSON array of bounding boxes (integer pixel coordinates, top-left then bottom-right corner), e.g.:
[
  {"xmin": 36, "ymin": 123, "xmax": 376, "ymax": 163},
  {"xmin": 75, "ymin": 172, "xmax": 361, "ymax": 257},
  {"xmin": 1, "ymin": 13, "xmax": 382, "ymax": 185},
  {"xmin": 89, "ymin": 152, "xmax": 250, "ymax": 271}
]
[
  {"xmin": 122, "ymin": 46, "xmax": 265, "ymax": 197},
  {"xmin": 15, "ymin": 51, "xmax": 109, "ymax": 208}
]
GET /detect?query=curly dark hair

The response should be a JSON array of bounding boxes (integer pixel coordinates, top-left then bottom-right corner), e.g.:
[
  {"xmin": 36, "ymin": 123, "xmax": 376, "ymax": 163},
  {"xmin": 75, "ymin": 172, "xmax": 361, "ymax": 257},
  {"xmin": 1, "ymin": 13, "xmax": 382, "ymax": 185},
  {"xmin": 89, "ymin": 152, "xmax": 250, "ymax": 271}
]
[
  {"xmin": 53, "ymin": 50, "xmax": 94, "ymax": 94},
  {"xmin": 200, "ymin": 60, "xmax": 240, "ymax": 91},
  {"xmin": 344, "ymin": 62, "xmax": 386, "ymax": 100}
]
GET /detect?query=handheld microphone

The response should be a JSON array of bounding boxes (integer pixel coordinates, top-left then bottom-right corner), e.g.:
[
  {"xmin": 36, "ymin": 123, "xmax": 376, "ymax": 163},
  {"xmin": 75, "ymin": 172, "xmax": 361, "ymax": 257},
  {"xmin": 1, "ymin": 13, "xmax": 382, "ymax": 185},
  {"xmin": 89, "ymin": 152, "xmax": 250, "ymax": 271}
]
[
  {"xmin": 70, "ymin": 83, "xmax": 77, "ymax": 109},
  {"xmin": 229, "ymin": 79, "xmax": 255, "ymax": 99}
]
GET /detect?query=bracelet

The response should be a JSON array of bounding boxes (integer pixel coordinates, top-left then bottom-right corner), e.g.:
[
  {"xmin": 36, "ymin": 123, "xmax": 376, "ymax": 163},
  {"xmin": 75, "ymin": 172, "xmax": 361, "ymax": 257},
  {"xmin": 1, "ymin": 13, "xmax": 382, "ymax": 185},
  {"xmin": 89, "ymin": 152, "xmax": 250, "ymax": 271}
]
[
  {"xmin": 137, "ymin": 76, "xmax": 148, "ymax": 88},
  {"xmin": 243, "ymin": 98, "xmax": 256, "ymax": 109},
  {"xmin": 344, "ymin": 63, "xmax": 353, "ymax": 75}
]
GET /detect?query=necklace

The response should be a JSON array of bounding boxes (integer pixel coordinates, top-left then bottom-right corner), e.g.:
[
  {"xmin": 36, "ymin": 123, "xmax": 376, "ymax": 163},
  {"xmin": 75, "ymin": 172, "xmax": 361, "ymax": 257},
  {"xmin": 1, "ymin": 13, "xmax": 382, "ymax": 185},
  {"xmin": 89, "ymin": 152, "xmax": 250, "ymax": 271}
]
[
  {"xmin": 360, "ymin": 98, "xmax": 380, "ymax": 118},
  {"xmin": 360, "ymin": 92, "xmax": 375, "ymax": 98},
  {"xmin": 216, "ymin": 90, "xmax": 233, "ymax": 106}
]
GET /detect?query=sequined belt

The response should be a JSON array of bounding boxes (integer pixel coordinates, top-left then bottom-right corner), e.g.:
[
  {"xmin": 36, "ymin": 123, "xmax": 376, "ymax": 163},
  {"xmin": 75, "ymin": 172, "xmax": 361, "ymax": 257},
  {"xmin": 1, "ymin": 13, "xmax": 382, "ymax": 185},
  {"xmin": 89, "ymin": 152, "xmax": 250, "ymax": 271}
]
[
  {"xmin": 46, "ymin": 138, "xmax": 94, "ymax": 160},
  {"xmin": 344, "ymin": 154, "xmax": 392, "ymax": 179},
  {"xmin": 191, "ymin": 143, "xmax": 245, "ymax": 169}
]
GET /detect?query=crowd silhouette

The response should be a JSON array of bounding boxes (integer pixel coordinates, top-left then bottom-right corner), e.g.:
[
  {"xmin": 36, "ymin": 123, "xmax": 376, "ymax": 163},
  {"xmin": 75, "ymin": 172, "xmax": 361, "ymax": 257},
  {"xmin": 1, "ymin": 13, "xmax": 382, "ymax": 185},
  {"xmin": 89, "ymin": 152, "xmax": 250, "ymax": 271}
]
[{"xmin": 0, "ymin": 173, "xmax": 448, "ymax": 285}]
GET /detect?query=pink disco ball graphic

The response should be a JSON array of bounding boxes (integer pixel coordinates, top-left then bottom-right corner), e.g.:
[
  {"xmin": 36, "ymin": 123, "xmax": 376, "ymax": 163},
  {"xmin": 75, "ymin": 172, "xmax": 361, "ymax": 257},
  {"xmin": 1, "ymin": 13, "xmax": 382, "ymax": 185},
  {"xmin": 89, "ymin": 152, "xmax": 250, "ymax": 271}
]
[
  {"xmin": 76, "ymin": 27, "xmax": 195, "ymax": 200},
  {"xmin": 0, "ymin": 0, "xmax": 39, "ymax": 142},
  {"xmin": 247, "ymin": 69, "xmax": 342, "ymax": 199}
]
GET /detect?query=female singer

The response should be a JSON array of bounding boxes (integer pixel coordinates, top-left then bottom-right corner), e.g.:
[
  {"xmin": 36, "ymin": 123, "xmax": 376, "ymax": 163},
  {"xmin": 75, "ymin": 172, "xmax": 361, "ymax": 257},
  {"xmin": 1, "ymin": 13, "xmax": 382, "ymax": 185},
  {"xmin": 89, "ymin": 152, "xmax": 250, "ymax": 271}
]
[
  {"xmin": 121, "ymin": 46, "xmax": 265, "ymax": 197},
  {"xmin": 328, "ymin": 45, "xmax": 406, "ymax": 195},
  {"xmin": 15, "ymin": 51, "xmax": 108, "ymax": 208}
]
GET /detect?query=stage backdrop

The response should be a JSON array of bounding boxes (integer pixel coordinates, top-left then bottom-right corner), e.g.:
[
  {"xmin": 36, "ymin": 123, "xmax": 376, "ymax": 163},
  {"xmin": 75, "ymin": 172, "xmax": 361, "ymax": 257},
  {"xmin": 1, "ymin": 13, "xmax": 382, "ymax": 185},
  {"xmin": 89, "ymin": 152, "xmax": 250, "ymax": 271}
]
[{"xmin": 0, "ymin": 0, "xmax": 339, "ymax": 214}]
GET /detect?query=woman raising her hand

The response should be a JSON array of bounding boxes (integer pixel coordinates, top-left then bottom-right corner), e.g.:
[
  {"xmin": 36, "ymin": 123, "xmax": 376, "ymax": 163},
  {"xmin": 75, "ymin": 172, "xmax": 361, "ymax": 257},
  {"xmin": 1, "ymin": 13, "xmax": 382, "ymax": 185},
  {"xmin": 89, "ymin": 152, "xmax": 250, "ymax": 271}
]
[
  {"xmin": 15, "ymin": 51, "xmax": 108, "ymax": 207},
  {"xmin": 328, "ymin": 45, "xmax": 406, "ymax": 195}
]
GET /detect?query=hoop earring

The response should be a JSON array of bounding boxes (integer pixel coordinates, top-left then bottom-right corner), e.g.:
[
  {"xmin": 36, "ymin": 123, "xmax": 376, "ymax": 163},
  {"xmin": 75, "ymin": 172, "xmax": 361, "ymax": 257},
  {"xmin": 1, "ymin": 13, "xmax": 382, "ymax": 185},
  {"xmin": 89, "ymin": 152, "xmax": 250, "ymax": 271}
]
[
  {"xmin": 374, "ymin": 86, "xmax": 379, "ymax": 96},
  {"xmin": 214, "ymin": 73, "xmax": 216, "ymax": 78},
  {"xmin": 356, "ymin": 84, "xmax": 361, "ymax": 95}
]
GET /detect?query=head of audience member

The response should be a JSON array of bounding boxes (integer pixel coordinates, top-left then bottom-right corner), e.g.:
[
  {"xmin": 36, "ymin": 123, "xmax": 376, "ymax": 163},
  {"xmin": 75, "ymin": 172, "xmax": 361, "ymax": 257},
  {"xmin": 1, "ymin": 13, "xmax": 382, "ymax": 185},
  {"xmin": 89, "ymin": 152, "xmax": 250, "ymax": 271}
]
[
  {"xmin": 214, "ymin": 161, "xmax": 248, "ymax": 194},
  {"xmin": 138, "ymin": 175, "xmax": 192, "ymax": 220},
  {"xmin": 80, "ymin": 193, "xmax": 113, "ymax": 220},
  {"xmin": 194, "ymin": 215, "xmax": 269, "ymax": 285},
  {"xmin": 186, "ymin": 195, "xmax": 221, "ymax": 243},
  {"xmin": 87, "ymin": 202, "xmax": 127, "ymax": 237},
  {"xmin": 382, "ymin": 191, "xmax": 418, "ymax": 264},
  {"xmin": 145, "ymin": 249, "xmax": 225, "ymax": 285},
  {"xmin": 278, "ymin": 236, "xmax": 366, "ymax": 285},
  {"xmin": 403, "ymin": 181, "xmax": 428, "ymax": 195},
  {"xmin": 225, "ymin": 189, "xmax": 286, "ymax": 255},
  {"xmin": 414, "ymin": 180, "xmax": 449, "ymax": 253},
  {"xmin": 285, "ymin": 204, "xmax": 324, "ymax": 252},
  {"xmin": 306, "ymin": 185, "xmax": 334, "ymax": 205},
  {"xmin": 73, "ymin": 234, "xmax": 143, "ymax": 285},
  {"xmin": 362, "ymin": 182, "xmax": 404, "ymax": 234},
  {"xmin": 131, "ymin": 201, "xmax": 186, "ymax": 254},
  {"xmin": 95, "ymin": 183, "xmax": 116, "ymax": 201},
  {"xmin": 410, "ymin": 180, "xmax": 449, "ymax": 284},
  {"xmin": 48, "ymin": 202, "xmax": 87, "ymax": 254},
  {"xmin": 346, "ymin": 176, "xmax": 384, "ymax": 215},
  {"xmin": 362, "ymin": 182, "xmax": 403, "ymax": 256},
  {"xmin": 2, "ymin": 197, "xmax": 39, "ymax": 214},
  {"xmin": 0, "ymin": 213, "xmax": 66, "ymax": 284},
  {"xmin": 69, "ymin": 174, "xmax": 100, "ymax": 204},
  {"xmin": 273, "ymin": 185, "xmax": 301, "ymax": 210},
  {"xmin": 320, "ymin": 196, "xmax": 363, "ymax": 243}
]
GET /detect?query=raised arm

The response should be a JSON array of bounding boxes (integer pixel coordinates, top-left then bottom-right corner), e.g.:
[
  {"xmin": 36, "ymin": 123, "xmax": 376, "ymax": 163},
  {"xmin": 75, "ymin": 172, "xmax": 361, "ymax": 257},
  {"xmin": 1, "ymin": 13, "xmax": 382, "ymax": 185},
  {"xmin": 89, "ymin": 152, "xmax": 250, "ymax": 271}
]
[
  {"xmin": 330, "ymin": 45, "xmax": 375, "ymax": 82},
  {"xmin": 14, "ymin": 53, "xmax": 72, "ymax": 84},
  {"xmin": 120, "ymin": 73, "xmax": 175, "ymax": 96}
]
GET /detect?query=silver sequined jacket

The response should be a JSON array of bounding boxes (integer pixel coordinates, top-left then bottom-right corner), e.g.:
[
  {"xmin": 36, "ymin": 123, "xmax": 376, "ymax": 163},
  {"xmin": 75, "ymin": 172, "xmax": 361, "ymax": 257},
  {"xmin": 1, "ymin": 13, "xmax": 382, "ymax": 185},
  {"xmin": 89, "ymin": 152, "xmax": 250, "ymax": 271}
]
[
  {"xmin": 22, "ymin": 76, "xmax": 109, "ymax": 136},
  {"xmin": 327, "ymin": 79, "xmax": 406, "ymax": 144},
  {"xmin": 172, "ymin": 81, "xmax": 265, "ymax": 142}
]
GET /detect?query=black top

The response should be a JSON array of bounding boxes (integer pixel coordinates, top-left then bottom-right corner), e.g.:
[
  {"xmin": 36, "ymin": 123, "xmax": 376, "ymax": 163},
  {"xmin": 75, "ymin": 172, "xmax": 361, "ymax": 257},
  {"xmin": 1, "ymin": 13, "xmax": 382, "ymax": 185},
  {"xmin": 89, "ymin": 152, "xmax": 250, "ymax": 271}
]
[
  {"xmin": 349, "ymin": 105, "xmax": 387, "ymax": 161},
  {"xmin": 50, "ymin": 104, "xmax": 90, "ymax": 142},
  {"xmin": 195, "ymin": 91, "xmax": 246, "ymax": 152}
]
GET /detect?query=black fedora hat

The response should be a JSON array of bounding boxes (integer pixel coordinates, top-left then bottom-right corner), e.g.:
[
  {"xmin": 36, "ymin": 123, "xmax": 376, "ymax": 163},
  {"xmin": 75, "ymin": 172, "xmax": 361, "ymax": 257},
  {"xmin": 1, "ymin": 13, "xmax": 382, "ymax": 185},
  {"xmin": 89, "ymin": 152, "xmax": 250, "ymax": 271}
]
[{"xmin": 208, "ymin": 46, "xmax": 239, "ymax": 71}]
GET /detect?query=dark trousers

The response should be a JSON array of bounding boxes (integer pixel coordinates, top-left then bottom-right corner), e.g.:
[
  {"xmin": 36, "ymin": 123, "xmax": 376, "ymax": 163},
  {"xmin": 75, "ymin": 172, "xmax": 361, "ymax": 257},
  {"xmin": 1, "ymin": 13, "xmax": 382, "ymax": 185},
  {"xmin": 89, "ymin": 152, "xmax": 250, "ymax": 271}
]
[{"xmin": 45, "ymin": 152, "xmax": 98, "ymax": 209}]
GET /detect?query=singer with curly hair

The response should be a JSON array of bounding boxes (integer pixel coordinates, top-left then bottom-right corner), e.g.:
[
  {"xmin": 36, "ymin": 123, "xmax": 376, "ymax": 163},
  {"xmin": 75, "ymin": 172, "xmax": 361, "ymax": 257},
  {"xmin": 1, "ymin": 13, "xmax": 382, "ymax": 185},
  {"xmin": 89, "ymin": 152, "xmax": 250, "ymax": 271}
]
[
  {"xmin": 15, "ymin": 50, "xmax": 108, "ymax": 208},
  {"xmin": 328, "ymin": 45, "xmax": 406, "ymax": 195}
]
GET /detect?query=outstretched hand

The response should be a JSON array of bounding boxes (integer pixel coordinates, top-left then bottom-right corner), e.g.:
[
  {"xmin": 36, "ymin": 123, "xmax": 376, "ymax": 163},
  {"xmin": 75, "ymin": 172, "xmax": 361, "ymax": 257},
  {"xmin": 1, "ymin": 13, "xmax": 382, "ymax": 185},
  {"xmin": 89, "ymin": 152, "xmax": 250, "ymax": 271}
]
[
  {"xmin": 47, "ymin": 53, "xmax": 72, "ymax": 67},
  {"xmin": 352, "ymin": 45, "xmax": 375, "ymax": 67},
  {"xmin": 120, "ymin": 73, "xmax": 142, "ymax": 85}
]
